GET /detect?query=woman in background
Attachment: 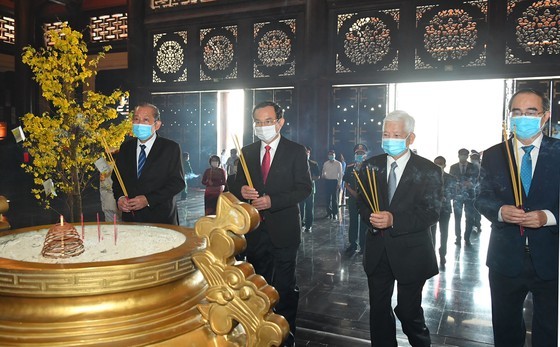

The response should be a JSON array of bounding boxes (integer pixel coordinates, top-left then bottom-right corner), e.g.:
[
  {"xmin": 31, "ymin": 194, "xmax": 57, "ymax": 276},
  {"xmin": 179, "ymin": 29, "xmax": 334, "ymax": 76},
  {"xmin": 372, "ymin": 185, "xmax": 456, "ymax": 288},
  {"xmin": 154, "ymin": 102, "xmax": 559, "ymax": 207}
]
[{"xmin": 201, "ymin": 155, "xmax": 227, "ymax": 215}]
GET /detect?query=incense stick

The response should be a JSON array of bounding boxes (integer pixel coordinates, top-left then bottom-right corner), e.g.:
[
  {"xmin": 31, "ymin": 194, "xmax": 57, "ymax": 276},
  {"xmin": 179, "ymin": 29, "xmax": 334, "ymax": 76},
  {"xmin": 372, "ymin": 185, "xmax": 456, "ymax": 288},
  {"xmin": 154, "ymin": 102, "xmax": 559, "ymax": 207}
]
[
  {"xmin": 232, "ymin": 135, "xmax": 253, "ymax": 188},
  {"xmin": 101, "ymin": 137, "xmax": 128, "ymax": 197},
  {"xmin": 371, "ymin": 167, "xmax": 380, "ymax": 213},
  {"xmin": 353, "ymin": 170, "xmax": 375, "ymax": 212},
  {"xmin": 366, "ymin": 166, "xmax": 379, "ymax": 213}
]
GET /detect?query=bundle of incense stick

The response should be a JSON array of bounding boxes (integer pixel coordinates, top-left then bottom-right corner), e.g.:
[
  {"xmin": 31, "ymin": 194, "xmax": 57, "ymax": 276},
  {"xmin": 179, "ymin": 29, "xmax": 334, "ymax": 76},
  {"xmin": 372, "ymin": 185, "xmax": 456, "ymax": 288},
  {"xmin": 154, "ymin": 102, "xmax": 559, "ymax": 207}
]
[
  {"xmin": 353, "ymin": 166, "xmax": 379, "ymax": 213},
  {"xmin": 502, "ymin": 123, "xmax": 522, "ymax": 207},
  {"xmin": 101, "ymin": 137, "xmax": 128, "ymax": 197},
  {"xmin": 232, "ymin": 134, "xmax": 253, "ymax": 188}
]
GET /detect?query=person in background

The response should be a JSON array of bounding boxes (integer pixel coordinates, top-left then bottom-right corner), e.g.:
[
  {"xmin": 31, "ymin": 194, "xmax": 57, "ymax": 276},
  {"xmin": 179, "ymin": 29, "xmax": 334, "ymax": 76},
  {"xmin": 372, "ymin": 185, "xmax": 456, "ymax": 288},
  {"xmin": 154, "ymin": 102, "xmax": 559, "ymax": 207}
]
[
  {"xmin": 224, "ymin": 148, "xmax": 239, "ymax": 192},
  {"xmin": 430, "ymin": 156, "xmax": 455, "ymax": 267},
  {"xmin": 343, "ymin": 143, "xmax": 368, "ymax": 255},
  {"xmin": 113, "ymin": 103, "xmax": 185, "ymax": 225},
  {"xmin": 338, "ymin": 153, "xmax": 347, "ymax": 207},
  {"xmin": 100, "ymin": 158, "xmax": 121, "ymax": 222},
  {"xmin": 230, "ymin": 101, "xmax": 312, "ymax": 347},
  {"xmin": 299, "ymin": 146, "xmax": 321, "ymax": 233},
  {"xmin": 201, "ymin": 155, "xmax": 227, "ymax": 215},
  {"xmin": 475, "ymin": 89, "xmax": 559, "ymax": 347},
  {"xmin": 220, "ymin": 149, "xmax": 228, "ymax": 170},
  {"xmin": 181, "ymin": 151, "xmax": 195, "ymax": 200},
  {"xmin": 322, "ymin": 149, "xmax": 343, "ymax": 220},
  {"xmin": 449, "ymin": 148, "xmax": 478, "ymax": 246},
  {"xmin": 357, "ymin": 110, "xmax": 441, "ymax": 347},
  {"xmin": 470, "ymin": 150, "xmax": 482, "ymax": 233}
]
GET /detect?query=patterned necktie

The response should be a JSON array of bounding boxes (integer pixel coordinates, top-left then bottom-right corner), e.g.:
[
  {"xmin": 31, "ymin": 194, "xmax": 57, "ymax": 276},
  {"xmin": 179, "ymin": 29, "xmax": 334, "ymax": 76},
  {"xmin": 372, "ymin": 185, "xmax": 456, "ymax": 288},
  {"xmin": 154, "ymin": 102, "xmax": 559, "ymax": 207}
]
[
  {"xmin": 520, "ymin": 145, "xmax": 534, "ymax": 195},
  {"xmin": 137, "ymin": 144, "xmax": 147, "ymax": 178},
  {"xmin": 388, "ymin": 161, "xmax": 398, "ymax": 204},
  {"xmin": 261, "ymin": 145, "xmax": 271, "ymax": 184}
]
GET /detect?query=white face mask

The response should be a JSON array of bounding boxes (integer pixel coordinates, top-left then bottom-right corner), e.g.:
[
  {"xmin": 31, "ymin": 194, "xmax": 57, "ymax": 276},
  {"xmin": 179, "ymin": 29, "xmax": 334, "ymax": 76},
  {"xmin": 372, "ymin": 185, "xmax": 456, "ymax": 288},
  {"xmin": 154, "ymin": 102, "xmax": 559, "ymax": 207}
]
[{"xmin": 254, "ymin": 124, "xmax": 278, "ymax": 143}]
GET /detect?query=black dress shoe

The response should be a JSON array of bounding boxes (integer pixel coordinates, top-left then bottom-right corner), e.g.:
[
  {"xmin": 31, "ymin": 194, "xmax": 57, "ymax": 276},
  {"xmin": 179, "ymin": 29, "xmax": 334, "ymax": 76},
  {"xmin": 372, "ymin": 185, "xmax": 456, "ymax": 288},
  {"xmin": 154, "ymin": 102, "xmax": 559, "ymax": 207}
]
[
  {"xmin": 465, "ymin": 240, "xmax": 472, "ymax": 247},
  {"xmin": 345, "ymin": 246, "xmax": 357, "ymax": 255},
  {"xmin": 455, "ymin": 239, "xmax": 461, "ymax": 246}
]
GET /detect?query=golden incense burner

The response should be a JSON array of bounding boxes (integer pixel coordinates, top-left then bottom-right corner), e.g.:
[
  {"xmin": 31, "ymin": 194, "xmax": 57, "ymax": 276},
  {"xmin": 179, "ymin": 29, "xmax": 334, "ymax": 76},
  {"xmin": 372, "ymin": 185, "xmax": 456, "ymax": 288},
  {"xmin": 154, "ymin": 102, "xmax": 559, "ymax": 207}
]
[{"xmin": 0, "ymin": 193, "xmax": 288, "ymax": 346}]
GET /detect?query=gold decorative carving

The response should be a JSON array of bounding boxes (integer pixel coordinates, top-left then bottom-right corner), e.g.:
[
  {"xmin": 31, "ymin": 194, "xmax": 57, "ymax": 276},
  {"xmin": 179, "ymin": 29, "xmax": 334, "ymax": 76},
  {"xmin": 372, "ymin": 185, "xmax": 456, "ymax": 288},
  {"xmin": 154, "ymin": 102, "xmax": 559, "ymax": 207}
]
[{"xmin": 193, "ymin": 192, "xmax": 290, "ymax": 346}]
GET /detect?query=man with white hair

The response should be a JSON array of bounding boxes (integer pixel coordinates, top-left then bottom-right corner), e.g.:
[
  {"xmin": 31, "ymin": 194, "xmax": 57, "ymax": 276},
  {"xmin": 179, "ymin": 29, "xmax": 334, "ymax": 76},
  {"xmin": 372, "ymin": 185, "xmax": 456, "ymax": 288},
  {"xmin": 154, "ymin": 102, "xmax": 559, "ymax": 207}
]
[{"xmin": 356, "ymin": 110, "xmax": 442, "ymax": 347}]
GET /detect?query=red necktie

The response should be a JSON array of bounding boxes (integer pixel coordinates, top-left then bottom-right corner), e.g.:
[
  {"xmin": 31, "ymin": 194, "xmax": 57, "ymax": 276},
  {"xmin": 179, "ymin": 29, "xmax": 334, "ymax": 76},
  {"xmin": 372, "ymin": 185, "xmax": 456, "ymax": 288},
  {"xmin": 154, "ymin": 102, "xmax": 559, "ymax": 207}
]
[{"xmin": 262, "ymin": 145, "xmax": 271, "ymax": 184}]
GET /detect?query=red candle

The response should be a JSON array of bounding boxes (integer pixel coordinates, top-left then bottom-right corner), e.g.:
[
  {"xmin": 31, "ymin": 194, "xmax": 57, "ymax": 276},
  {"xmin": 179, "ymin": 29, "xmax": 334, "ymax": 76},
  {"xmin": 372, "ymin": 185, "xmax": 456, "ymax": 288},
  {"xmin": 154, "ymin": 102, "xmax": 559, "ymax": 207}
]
[
  {"xmin": 113, "ymin": 214, "xmax": 117, "ymax": 245},
  {"xmin": 97, "ymin": 213, "xmax": 100, "ymax": 242},
  {"xmin": 81, "ymin": 213, "xmax": 84, "ymax": 240}
]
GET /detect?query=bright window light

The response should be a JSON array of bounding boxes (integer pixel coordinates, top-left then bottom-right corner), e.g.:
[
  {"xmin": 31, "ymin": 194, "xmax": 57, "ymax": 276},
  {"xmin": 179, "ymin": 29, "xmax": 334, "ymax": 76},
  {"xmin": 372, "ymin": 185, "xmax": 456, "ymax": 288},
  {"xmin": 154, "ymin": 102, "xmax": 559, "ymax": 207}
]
[{"xmin": 391, "ymin": 79, "xmax": 504, "ymax": 167}]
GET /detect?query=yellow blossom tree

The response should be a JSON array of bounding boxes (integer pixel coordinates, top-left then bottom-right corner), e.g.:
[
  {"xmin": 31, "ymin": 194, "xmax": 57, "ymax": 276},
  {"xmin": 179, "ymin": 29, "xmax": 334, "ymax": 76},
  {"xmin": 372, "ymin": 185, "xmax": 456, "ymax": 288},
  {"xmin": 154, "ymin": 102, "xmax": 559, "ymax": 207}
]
[{"xmin": 21, "ymin": 24, "xmax": 131, "ymax": 222}]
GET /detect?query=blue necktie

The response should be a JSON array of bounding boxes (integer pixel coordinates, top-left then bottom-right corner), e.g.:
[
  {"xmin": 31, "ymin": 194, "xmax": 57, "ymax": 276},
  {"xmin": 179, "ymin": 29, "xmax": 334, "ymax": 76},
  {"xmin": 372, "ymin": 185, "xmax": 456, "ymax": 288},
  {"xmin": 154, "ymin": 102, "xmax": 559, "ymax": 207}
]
[
  {"xmin": 520, "ymin": 145, "xmax": 534, "ymax": 195},
  {"xmin": 137, "ymin": 144, "xmax": 146, "ymax": 178},
  {"xmin": 388, "ymin": 162, "xmax": 398, "ymax": 204}
]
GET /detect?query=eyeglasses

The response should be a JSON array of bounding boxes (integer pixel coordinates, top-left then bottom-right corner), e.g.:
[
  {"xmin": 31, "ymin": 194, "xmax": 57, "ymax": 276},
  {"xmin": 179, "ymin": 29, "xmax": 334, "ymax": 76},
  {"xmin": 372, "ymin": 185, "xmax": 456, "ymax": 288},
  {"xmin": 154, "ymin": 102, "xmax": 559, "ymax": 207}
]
[
  {"xmin": 509, "ymin": 110, "xmax": 545, "ymax": 117},
  {"xmin": 253, "ymin": 119, "xmax": 278, "ymax": 127}
]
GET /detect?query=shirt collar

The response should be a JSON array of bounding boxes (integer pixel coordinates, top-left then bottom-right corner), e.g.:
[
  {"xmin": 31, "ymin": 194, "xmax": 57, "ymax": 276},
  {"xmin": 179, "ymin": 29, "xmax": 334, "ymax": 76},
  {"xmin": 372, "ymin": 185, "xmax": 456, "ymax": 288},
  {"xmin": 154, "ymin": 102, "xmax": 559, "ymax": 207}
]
[
  {"xmin": 387, "ymin": 149, "xmax": 411, "ymax": 168},
  {"xmin": 261, "ymin": 134, "xmax": 281, "ymax": 151},
  {"xmin": 138, "ymin": 133, "xmax": 157, "ymax": 150},
  {"xmin": 515, "ymin": 132, "xmax": 543, "ymax": 151}
]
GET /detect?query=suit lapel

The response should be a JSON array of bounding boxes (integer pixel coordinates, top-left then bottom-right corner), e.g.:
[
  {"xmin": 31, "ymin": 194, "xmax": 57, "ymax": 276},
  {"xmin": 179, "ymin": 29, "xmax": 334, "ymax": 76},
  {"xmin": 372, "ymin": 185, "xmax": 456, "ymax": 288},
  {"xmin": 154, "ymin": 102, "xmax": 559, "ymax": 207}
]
[
  {"xmin": 266, "ymin": 137, "xmax": 285, "ymax": 186},
  {"xmin": 390, "ymin": 154, "xmax": 416, "ymax": 207}
]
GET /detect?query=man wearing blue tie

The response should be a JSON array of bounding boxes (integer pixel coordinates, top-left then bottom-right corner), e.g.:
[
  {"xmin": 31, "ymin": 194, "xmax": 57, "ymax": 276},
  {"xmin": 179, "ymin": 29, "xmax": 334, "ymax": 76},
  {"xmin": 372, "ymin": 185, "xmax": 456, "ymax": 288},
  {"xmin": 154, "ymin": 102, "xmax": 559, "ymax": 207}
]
[
  {"xmin": 113, "ymin": 103, "xmax": 185, "ymax": 225},
  {"xmin": 475, "ymin": 89, "xmax": 560, "ymax": 347}
]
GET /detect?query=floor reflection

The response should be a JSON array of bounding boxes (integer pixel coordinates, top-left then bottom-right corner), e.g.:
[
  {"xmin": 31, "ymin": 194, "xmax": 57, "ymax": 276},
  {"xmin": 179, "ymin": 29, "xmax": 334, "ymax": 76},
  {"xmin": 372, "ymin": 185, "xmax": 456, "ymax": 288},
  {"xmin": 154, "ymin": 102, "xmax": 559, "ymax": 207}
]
[{"xmin": 176, "ymin": 190, "xmax": 528, "ymax": 347}]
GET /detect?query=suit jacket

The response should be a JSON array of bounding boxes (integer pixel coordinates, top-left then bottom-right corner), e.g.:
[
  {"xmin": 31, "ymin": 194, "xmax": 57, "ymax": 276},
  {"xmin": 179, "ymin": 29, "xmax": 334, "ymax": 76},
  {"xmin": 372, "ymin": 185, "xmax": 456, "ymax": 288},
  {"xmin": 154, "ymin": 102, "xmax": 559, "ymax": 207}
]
[
  {"xmin": 230, "ymin": 136, "xmax": 312, "ymax": 248},
  {"xmin": 308, "ymin": 159, "xmax": 321, "ymax": 194},
  {"xmin": 357, "ymin": 152, "xmax": 442, "ymax": 284},
  {"xmin": 474, "ymin": 136, "xmax": 560, "ymax": 280},
  {"xmin": 449, "ymin": 161, "xmax": 478, "ymax": 200},
  {"xmin": 113, "ymin": 135, "xmax": 185, "ymax": 225}
]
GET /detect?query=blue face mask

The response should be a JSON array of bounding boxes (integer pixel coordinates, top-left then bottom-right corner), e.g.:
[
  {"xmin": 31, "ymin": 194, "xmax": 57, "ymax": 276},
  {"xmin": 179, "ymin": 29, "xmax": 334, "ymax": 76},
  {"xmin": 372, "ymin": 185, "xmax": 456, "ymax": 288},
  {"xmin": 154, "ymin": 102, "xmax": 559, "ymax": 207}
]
[
  {"xmin": 354, "ymin": 154, "xmax": 365, "ymax": 163},
  {"xmin": 510, "ymin": 116, "xmax": 542, "ymax": 140},
  {"xmin": 133, "ymin": 124, "xmax": 154, "ymax": 141},
  {"xmin": 328, "ymin": 155, "xmax": 335, "ymax": 160},
  {"xmin": 382, "ymin": 137, "xmax": 408, "ymax": 157}
]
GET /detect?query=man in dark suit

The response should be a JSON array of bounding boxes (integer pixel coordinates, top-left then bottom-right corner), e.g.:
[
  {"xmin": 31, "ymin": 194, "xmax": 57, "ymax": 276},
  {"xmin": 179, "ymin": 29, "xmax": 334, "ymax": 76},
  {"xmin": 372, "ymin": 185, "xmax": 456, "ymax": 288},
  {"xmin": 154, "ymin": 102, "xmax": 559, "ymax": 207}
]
[
  {"xmin": 449, "ymin": 148, "xmax": 478, "ymax": 246},
  {"xmin": 343, "ymin": 143, "xmax": 369, "ymax": 255},
  {"xmin": 430, "ymin": 156, "xmax": 456, "ymax": 267},
  {"xmin": 299, "ymin": 146, "xmax": 321, "ymax": 233},
  {"xmin": 113, "ymin": 103, "xmax": 185, "ymax": 225},
  {"xmin": 475, "ymin": 89, "xmax": 559, "ymax": 347},
  {"xmin": 230, "ymin": 101, "xmax": 312, "ymax": 347},
  {"xmin": 357, "ymin": 110, "xmax": 442, "ymax": 347}
]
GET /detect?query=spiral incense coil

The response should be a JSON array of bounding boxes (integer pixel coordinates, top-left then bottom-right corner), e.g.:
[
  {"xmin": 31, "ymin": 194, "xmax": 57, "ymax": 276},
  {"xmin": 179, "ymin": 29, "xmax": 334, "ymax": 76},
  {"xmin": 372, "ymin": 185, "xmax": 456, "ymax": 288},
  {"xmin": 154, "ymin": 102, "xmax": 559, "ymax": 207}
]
[{"xmin": 41, "ymin": 223, "xmax": 85, "ymax": 258}]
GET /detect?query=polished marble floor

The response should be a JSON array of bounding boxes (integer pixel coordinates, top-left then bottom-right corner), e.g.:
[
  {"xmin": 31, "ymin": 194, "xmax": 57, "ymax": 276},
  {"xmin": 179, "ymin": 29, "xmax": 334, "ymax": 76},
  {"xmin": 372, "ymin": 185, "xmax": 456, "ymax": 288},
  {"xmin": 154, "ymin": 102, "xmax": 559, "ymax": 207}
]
[{"xmin": 177, "ymin": 190, "xmax": 534, "ymax": 347}]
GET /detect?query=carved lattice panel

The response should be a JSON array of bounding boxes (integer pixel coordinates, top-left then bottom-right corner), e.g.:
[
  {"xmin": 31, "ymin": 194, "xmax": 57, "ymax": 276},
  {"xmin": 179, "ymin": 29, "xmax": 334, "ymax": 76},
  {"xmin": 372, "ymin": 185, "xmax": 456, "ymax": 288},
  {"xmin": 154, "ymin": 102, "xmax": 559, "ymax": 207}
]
[
  {"xmin": 0, "ymin": 16, "xmax": 14, "ymax": 45},
  {"xmin": 43, "ymin": 21, "xmax": 68, "ymax": 46},
  {"xmin": 253, "ymin": 19, "xmax": 296, "ymax": 78},
  {"xmin": 200, "ymin": 26, "xmax": 238, "ymax": 81},
  {"xmin": 336, "ymin": 10, "xmax": 400, "ymax": 74},
  {"xmin": 415, "ymin": 1, "xmax": 488, "ymax": 70},
  {"xmin": 151, "ymin": 0, "xmax": 216, "ymax": 9},
  {"xmin": 152, "ymin": 31, "xmax": 188, "ymax": 83},
  {"xmin": 90, "ymin": 13, "xmax": 128, "ymax": 42},
  {"xmin": 506, "ymin": 0, "xmax": 560, "ymax": 65}
]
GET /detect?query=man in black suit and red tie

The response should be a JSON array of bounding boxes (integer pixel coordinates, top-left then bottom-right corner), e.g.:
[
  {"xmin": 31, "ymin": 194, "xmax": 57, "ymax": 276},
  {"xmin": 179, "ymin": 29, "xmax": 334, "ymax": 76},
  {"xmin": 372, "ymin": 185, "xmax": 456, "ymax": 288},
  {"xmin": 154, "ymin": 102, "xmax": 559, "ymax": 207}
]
[
  {"xmin": 113, "ymin": 103, "xmax": 185, "ymax": 225},
  {"xmin": 356, "ymin": 110, "xmax": 442, "ymax": 347},
  {"xmin": 230, "ymin": 101, "xmax": 312, "ymax": 347},
  {"xmin": 475, "ymin": 89, "xmax": 559, "ymax": 347}
]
